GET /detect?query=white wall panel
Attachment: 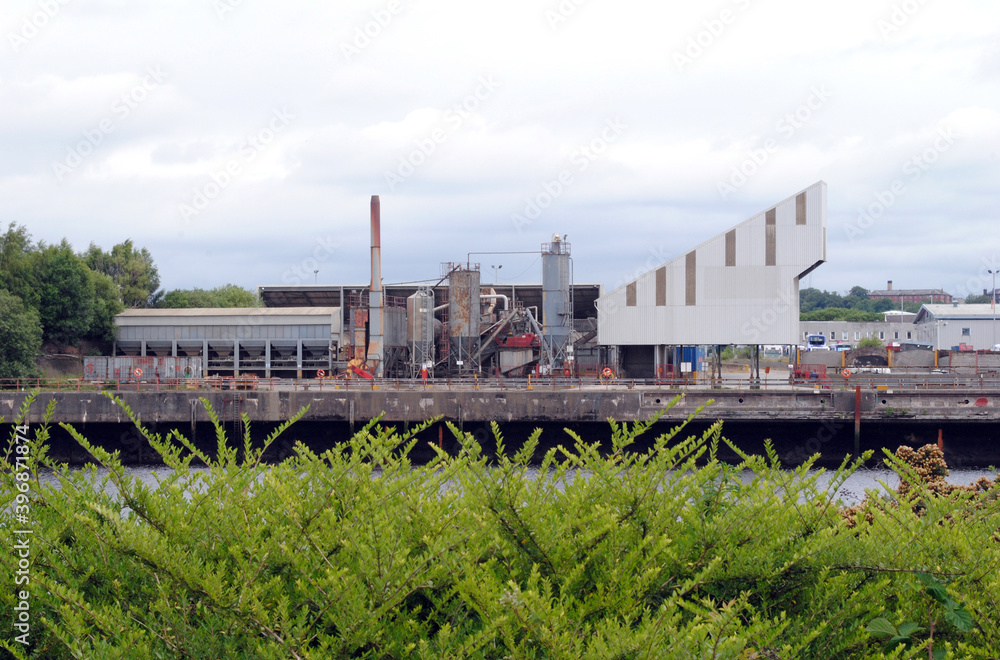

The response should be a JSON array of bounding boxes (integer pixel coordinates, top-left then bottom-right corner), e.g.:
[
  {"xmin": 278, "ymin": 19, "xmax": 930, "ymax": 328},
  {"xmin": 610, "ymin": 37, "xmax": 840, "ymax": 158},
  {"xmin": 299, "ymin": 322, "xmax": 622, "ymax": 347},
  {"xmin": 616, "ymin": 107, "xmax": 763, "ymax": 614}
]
[{"xmin": 597, "ymin": 182, "xmax": 826, "ymax": 346}]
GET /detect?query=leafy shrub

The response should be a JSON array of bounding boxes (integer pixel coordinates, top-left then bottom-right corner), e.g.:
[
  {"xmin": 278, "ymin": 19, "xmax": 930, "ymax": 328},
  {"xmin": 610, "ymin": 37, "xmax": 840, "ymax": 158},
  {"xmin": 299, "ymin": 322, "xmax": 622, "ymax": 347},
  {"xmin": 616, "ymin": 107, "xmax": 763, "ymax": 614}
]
[{"xmin": 2, "ymin": 394, "xmax": 1000, "ymax": 658}]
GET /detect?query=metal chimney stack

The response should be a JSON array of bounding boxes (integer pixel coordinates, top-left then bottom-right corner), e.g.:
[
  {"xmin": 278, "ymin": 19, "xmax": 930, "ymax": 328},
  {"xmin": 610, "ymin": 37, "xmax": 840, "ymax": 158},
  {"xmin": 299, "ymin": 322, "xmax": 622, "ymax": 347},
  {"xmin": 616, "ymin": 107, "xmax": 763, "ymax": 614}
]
[{"xmin": 368, "ymin": 195, "xmax": 385, "ymax": 376}]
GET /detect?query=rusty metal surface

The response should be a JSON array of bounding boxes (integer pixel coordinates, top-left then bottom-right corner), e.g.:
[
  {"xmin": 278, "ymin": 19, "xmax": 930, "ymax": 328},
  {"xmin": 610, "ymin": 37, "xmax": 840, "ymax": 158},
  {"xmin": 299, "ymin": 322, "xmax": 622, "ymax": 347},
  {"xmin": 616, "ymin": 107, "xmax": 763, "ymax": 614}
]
[
  {"xmin": 368, "ymin": 194, "xmax": 384, "ymax": 374},
  {"xmin": 448, "ymin": 268, "xmax": 481, "ymax": 339}
]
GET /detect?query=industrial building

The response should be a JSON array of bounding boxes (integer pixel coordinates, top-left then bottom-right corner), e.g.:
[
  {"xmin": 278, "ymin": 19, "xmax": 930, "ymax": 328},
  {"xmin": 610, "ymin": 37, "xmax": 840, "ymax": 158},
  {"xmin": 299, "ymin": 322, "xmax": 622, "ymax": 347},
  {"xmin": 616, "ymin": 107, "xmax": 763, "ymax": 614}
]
[
  {"xmin": 108, "ymin": 184, "xmax": 832, "ymax": 381},
  {"xmin": 801, "ymin": 304, "xmax": 1000, "ymax": 353},
  {"xmin": 113, "ymin": 307, "xmax": 340, "ymax": 378},
  {"xmin": 252, "ymin": 197, "xmax": 602, "ymax": 378},
  {"xmin": 257, "ymin": 281, "xmax": 604, "ymax": 377},
  {"xmin": 914, "ymin": 304, "xmax": 1000, "ymax": 351},
  {"xmin": 800, "ymin": 311, "xmax": 921, "ymax": 349},
  {"xmin": 595, "ymin": 181, "xmax": 827, "ymax": 378},
  {"xmin": 799, "ymin": 321, "xmax": 921, "ymax": 348}
]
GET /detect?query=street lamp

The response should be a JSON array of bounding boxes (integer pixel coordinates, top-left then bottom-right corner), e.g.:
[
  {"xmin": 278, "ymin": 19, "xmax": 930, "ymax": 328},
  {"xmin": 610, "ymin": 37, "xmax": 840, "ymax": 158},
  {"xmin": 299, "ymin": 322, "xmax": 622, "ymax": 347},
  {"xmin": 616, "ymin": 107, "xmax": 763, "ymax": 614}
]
[
  {"xmin": 491, "ymin": 264, "xmax": 502, "ymax": 284},
  {"xmin": 989, "ymin": 269, "xmax": 997, "ymax": 350},
  {"xmin": 314, "ymin": 270, "xmax": 319, "ymax": 284}
]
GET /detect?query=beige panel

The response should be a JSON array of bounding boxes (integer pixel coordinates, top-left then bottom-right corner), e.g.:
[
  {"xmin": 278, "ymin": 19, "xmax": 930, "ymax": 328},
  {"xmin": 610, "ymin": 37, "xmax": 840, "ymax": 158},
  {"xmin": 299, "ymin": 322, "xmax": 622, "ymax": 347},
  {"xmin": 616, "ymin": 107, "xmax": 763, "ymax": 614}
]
[
  {"xmin": 796, "ymin": 192, "xmax": 806, "ymax": 225},
  {"xmin": 685, "ymin": 251, "xmax": 696, "ymax": 306},
  {"xmin": 765, "ymin": 209, "xmax": 776, "ymax": 267},
  {"xmin": 626, "ymin": 282, "xmax": 636, "ymax": 307},
  {"xmin": 725, "ymin": 230, "xmax": 736, "ymax": 267},
  {"xmin": 655, "ymin": 267, "xmax": 666, "ymax": 306}
]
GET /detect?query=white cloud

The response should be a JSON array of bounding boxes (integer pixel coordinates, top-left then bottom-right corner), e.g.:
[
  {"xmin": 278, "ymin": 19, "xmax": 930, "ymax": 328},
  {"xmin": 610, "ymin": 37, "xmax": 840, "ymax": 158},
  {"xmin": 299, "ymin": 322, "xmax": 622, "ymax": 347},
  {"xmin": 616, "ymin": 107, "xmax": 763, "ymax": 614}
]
[{"xmin": 0, "ymin": 0, "xmax": 997, "ymax": 298}]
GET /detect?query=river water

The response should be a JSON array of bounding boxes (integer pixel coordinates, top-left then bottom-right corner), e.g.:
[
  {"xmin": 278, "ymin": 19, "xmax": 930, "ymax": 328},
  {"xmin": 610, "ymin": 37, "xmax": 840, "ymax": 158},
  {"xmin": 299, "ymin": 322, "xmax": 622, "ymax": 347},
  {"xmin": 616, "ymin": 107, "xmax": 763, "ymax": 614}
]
[{"xmin": 35, "ymin": 464, "xmax": 997, "ymax": 507}]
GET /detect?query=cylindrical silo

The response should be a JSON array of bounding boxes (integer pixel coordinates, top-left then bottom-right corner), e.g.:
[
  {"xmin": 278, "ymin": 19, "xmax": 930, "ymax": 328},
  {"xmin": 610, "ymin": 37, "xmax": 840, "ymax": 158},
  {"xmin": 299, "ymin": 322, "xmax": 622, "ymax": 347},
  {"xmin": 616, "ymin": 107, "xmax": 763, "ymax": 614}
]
[
  {"xmin": 407, "ymin": 287, "xmax": 435, "ymax": 376},
  {"xmin": 448, "ymin": 267, "xmax": 481, "ymax": 373},
  {"xmin": 542, "ymin": 234, "xmax": 572, "ymax": 367}
]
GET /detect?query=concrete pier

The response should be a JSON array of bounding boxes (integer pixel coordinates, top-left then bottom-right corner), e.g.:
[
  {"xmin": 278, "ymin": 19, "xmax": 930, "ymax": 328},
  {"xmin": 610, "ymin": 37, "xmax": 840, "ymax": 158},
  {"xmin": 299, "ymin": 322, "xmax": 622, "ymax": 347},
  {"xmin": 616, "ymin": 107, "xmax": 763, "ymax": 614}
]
[{"xmin": 3, "ymin": 386, "xmax": 999, "ymax": 426}]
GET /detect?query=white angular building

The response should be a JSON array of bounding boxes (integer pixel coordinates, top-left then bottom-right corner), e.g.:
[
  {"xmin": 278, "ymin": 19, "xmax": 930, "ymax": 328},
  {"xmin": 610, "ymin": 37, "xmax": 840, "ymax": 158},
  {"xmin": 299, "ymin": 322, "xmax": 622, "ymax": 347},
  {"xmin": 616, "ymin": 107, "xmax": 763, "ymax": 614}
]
[{"xmin": 596, "ymin": 182, "xmax": 827, "ymax": 375}]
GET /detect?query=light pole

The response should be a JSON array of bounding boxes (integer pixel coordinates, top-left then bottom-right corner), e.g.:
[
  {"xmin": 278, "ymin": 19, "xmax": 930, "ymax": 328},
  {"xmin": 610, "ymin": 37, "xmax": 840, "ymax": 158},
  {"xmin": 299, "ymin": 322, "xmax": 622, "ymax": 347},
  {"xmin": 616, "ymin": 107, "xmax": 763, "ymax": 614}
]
[
  {"xmin": 491, "ymin": 264, "xmax": 502, "ymax": 284},
  {"xmin": 314, "ymin": 270, "xmax": 319, "ymax": 284},
  {"xmin": 990, "ymin": 269, "xmax": 997, "ymax": 350}
]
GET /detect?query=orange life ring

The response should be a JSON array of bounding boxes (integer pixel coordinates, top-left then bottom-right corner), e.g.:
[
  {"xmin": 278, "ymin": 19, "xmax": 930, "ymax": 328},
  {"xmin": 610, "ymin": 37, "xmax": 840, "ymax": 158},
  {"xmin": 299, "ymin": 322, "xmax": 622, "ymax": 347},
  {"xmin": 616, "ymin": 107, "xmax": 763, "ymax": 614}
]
[
  {"xmin": 316, "ymin": 369, "xmax": 326, "ymax": 379},
  {"xmin": 134, "ymin": 368, "xmax": 143, "ymax": 378},
  {"xmin": 601, "ymin": 367, "xmax": 614, "ymax": 379},
  {"xmin": 842, "ymin": 369, "xmax": 852, "ymax": 378}
]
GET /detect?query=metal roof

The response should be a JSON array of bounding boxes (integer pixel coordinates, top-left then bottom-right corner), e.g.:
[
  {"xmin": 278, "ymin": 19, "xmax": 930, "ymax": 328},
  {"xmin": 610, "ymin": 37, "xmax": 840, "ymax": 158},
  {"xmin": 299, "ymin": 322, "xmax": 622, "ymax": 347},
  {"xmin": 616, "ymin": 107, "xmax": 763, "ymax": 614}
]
[
  {"xmin": 258, "ymin": 283, "xmax": 604, "ymax": 324},
  {"xmin": 117, "ymin": 307, "xmax": 338, "ymax": 319},
  {"xmin": 914, "ymin": 304, "xmax": 999, "ymax": 323},
  {"xmin": 116, "ymin": 307, "xmax": 341, "ymax": 329},
  {"xmin": 870, "ymin": 289, "xmax": 950, "ymax": 297}
]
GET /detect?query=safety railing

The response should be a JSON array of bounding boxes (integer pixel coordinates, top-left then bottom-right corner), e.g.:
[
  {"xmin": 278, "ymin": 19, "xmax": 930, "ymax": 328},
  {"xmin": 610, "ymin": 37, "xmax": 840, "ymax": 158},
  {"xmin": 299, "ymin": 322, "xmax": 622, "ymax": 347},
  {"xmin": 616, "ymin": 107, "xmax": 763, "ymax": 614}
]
[{"xmin": 5, "ymin": 373, "xmax": 1000, "ymax": 393}]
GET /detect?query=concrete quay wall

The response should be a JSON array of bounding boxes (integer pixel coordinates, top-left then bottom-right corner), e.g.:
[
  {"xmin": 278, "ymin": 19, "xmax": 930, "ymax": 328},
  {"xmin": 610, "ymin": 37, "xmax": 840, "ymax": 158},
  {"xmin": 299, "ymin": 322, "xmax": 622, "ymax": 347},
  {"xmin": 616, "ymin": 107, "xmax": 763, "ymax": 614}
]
[{"xmin": 3, "ymin": 388, "xmax": 999, "ymax": 427}]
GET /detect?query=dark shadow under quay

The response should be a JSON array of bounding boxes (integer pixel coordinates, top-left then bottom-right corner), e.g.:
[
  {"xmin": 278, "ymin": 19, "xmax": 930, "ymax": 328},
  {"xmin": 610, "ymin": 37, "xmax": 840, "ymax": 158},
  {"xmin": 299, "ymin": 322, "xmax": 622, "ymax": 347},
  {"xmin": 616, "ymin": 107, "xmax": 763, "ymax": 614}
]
[{"xmin": 15, "ymin": 418, "xmax": 1000, "ymax": 470}]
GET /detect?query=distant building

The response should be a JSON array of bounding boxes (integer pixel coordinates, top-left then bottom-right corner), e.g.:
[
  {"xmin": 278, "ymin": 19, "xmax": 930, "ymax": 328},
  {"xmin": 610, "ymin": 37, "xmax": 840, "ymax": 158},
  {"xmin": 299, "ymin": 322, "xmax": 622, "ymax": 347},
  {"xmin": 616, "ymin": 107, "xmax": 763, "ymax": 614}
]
[
  {"xmin": 883, "ymin": 310, "xmax": 916, "ymax": 323},
  {"xmin": 799, "ymin": 320, "xmax": 918, "ymax": 348},
  {"xmin": 913, "ymin": 304, "xmax": 1000, "ymax": 351},
  {"xmin": 869, "ymin": 280, "xmax": 952, "ymax": 304},
  {"xmin": 114, "ymin": 307, "xmax": 342, "ymax": 378}
]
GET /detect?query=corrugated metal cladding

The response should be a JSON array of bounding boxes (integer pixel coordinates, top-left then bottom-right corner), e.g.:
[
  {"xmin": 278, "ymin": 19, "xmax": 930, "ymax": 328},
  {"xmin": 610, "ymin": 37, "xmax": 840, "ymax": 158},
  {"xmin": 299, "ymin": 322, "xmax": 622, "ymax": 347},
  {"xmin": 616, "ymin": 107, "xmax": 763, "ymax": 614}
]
[
  {"xmin": 596, "ymin": 181, "xmax": 827, "ymax": 346},
  {"xmin": 115, "ymin": 308, "xmax": 341, "ymax": 339},
  {"xmin": 384, "ymin": 307, "xmax": 406, "ymax": 347},
  {"xmin": 84, "ymin": 356, "xmax": 203, "ymax": 381}
]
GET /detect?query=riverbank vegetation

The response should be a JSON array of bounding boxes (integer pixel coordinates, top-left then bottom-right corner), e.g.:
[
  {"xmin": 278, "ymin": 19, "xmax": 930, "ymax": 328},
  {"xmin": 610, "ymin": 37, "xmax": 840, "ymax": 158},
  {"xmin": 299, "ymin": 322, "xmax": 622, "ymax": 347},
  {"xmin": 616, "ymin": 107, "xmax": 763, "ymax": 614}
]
[
  {"xmin": 2, "ymin": 395, "xmax": 1000, "ymax": 658},
  {"xmin": 0, "ymin": 223, "xmax": 261, "ymax": 378}
]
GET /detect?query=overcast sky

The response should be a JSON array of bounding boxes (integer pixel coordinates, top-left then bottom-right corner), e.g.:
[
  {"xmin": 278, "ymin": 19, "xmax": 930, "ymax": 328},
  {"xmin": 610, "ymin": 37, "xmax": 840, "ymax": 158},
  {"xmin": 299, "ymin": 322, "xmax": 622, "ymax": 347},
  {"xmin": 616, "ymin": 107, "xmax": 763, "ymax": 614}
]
[{"xmin": 3, "ymin": 0, "xmax": 998, "ymax": 301}]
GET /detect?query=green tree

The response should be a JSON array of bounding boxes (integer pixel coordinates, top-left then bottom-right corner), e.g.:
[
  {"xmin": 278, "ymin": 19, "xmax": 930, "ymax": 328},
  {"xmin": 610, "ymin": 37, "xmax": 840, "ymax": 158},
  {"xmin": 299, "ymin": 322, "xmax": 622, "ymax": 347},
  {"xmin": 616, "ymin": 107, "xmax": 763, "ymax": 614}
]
[
  {"xmin": 84, "ymin": 240, "xmax": 161, "ymax": 308},
  {"xmin": 858, "ymin": 336, "xmax": 885, "ymax": 348},
  {"xmin": 799, "ymin": 287, "xmax": 845, "ymax": 313},
  {"xmin": 871, "ymin": 298, "xmax": 896, "ymax": 313},
  {"xmin": 213, "ymin": 283, "xmax": 260, "ymax": 307},
  {"xmin": 801, "ymin": 307, "xmax": 881, "ymax": 322},
  {"xmin": 0, "ymin": 289, "xmax": 42, "ymax": 378},
  {"xmin": 0, "ymin": 222, "xmax": 38, "ymax": 309},
  {"xmin": 800, "ymin": 286, "xmax": 907, "ymax": 318},
  {"xmin": 965, "ymin": 294, "xmax": 991, "ymax": 304},
  {"xmin": 158, "ymin": 284, "xmax": 260, "ymax": 308},
  {"xmin": 32, "ymin": 240, "xmax": 96, "ymax": 345},
  {"xmin": 87, "ymin": 270, "xmax": 124, "ymax": 345}
]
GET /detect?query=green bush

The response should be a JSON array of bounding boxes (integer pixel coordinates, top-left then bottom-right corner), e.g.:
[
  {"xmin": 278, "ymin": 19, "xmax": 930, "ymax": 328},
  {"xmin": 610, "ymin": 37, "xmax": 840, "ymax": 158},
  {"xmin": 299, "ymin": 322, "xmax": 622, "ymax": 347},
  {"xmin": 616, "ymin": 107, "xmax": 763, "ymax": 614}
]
[{"xmin": 2, "ymin": 394, "xmax": 1000, "ymax": 658}]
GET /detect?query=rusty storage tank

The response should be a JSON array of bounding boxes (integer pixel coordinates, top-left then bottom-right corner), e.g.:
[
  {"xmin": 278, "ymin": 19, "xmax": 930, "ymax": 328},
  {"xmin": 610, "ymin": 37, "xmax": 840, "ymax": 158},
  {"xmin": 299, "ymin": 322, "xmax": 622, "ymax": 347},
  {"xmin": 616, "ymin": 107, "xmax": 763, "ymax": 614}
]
[{"xmin": 448, "ymin": 266, "xmax": 481, "ymax": 373}]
